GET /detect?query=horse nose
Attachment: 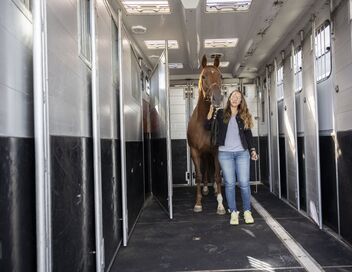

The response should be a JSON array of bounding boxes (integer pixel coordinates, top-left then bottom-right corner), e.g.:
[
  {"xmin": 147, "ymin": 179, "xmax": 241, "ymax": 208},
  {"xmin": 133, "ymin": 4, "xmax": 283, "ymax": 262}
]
[{"xmin": 212, "ymin": 87, "xmax": 223, "ymax": 107}]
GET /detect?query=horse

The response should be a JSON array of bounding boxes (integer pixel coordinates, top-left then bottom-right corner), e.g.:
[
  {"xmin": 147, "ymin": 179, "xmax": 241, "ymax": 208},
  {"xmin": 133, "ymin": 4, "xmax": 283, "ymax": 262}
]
[{"xmin": 187, "ymin": 55, "xmax": 226, "ymax": 215}]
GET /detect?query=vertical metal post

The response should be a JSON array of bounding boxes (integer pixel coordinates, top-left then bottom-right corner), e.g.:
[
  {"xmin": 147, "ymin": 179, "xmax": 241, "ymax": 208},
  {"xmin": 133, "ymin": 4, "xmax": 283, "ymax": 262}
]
[
  {"xmin": 33, "ymin": 0, "xmax": 52, "ymax": 270},
  {"xmin": 118, "ymin": 10, "xmax": 129, "ymax": 247},
  {"xmin": 291, "ymin": 41, "xmax": 300, "ymax": 210},
  {"xmin": 311, "ymin": 16, "xmax": 323, "ymax": 229},
  {"xmin": 266, "ymin": 66, "xmax": 273, "ymax": 193},
  {"xmin": 165, "ymin": 43, "xmax": 173, "ymax": 219},
  {"xmin": 90, "ymin": 0, "xmax": 105, "ymax": 270}
]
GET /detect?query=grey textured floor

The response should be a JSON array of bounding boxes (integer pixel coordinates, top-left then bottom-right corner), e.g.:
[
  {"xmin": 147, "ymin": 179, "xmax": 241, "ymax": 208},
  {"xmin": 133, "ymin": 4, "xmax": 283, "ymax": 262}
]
[{"xmin": 112, "ymin": 186, "xmax": 352, "ymax": 272}]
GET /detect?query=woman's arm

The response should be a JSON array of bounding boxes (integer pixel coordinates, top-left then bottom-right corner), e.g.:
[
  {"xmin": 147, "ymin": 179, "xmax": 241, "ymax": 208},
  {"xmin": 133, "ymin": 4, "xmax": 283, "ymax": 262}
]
[{"xmin": 244, "ymin": 128, "xmax": 258, "ymax": 160}]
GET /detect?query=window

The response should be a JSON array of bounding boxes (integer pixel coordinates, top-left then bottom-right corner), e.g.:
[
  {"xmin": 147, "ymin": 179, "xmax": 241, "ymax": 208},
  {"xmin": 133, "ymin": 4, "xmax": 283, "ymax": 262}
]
[
  {"xmin": 293, "ymin": 48, "xmax": 303, "ymax": 92},
  {"xmin": 276, "ymin": 65, "xmax": 283, "ymax": 101},
  {"xmin": 78, "ymin": 0, "xmax": 91, "ymax": 66},
  {"xmin": 315, "ymin": 21, "xmax": 331, "ymax": 82}
]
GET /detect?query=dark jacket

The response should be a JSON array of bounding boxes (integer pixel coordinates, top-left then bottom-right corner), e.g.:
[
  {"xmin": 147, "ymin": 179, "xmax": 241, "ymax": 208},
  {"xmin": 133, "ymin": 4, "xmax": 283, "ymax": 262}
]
[{"xmin": 205, "ymin": 109, "xmax": 255, "ymax": 152}]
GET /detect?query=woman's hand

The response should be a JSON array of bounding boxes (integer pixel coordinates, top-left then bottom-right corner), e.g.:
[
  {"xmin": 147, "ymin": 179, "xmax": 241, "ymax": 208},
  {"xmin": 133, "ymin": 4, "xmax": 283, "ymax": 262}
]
[
  {"xmin": 250, "ymin": 150, "xmax": 259, "ymax": 161},
  {"xmin": 207, "ymin": 105, "xmax": 214, "ymax": 120}
]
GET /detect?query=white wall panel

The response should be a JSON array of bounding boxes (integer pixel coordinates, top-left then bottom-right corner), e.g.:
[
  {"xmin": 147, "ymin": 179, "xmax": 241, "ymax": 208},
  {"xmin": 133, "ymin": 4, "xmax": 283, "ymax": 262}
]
[
  {"xmin": 47, "ymin": 0, "xmax": 92, "ymax": 137},
  {"xmin": 97, "ymin": 5, "xmax": 116, "ymax": 139},
  {"xmin": 333, "ymin": 0, "xmax": 352, "ymax": 132},
  {"xmin": 0, "ymin": 0, "xmax": 33, "ymax": 137}
]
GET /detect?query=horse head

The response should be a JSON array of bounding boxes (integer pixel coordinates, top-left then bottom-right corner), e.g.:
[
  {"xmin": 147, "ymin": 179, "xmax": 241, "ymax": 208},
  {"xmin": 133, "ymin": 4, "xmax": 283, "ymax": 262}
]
[{"xmin": 199, "ymin": 55, "xmax": 223, "ymax": 108}]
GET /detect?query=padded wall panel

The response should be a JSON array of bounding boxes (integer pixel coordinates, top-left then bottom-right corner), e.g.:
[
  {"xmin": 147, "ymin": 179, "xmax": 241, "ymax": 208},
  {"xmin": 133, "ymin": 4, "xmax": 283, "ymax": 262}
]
[
  {"xmin": 51, "ymin": 136, "xmax": 96, "ymax": 272},
  {"xmin": 0, "ymin": 137, "xmax": 36, "ymax": 271}
]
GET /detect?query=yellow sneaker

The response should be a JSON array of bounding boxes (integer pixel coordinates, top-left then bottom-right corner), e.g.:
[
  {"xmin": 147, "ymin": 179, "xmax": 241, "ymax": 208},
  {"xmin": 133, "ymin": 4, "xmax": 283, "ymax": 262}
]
[
  {"xmin": 230, "ymin": 211, "xmax": 239, "ymax": 225},
  {"xmin": 244, "ymin": 210, "xmax": 254, "ymax": 224}
]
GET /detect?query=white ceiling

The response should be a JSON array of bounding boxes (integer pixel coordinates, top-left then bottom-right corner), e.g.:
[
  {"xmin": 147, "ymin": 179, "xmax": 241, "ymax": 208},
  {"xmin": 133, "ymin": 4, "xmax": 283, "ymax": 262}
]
[{"xmin": 112, "ymin": 0, "xmax": 317, "ymax": 79}]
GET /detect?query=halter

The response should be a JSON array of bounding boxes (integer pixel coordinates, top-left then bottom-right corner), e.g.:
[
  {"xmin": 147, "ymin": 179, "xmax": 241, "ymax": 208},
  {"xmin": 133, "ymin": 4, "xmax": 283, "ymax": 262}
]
[{"xmin": 199, "ymin": 66, "xmax": 222, "ymax": 102}]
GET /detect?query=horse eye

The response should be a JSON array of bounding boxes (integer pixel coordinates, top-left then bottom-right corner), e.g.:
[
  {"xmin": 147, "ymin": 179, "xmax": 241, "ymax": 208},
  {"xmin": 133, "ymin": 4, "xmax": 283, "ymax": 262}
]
[{"xmin": 202, "ymin": 75, "xmax": 206, "ymax": 80}]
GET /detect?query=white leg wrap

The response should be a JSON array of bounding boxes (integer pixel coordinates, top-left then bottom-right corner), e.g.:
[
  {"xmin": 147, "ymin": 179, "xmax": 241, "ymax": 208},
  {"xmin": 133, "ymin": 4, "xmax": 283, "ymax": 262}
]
[
  {"xmin": 217, "ymin": 194, "xmax": 223, "ymax": 204},
  {"xmin": 203, "ymin": 186, "xmax": 208, "ymax": 193},
  {"xmin": 213, "ymin": 182, "xmax": 218, "ymax": 194},
  {"xmin": 216, "ymin": 194, "xmax": 226, "ymax": 215}
]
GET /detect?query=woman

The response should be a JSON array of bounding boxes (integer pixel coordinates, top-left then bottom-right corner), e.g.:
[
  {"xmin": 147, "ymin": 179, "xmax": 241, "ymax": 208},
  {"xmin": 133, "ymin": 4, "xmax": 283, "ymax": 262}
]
[{"xmin": 207, "ymin": 90, "xmax": 258, "ymax": 225}]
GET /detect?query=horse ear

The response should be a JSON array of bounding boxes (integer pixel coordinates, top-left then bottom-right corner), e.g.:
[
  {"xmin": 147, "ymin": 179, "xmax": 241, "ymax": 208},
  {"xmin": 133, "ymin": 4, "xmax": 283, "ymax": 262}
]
[
  {"xmin": 201, "ymin": 55, "xmax": 207, "ymax": 68},
  {"xmin": 214, "ymin": 56, "xmax": 220, "ymax": 67}
]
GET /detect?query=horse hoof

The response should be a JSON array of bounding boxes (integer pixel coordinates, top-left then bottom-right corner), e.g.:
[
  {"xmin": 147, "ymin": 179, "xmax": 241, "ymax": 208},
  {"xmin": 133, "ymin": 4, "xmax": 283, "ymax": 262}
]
[
  {"xmin": 194, "ymin": 205, "xmax": 202, "ymax": 212},
  {"xmin": 217, "ymin": 208, "xmax": 226, "ymax": 215},
  {"xmin": 202, "ymin": 188, "xmax": 209, "ymax": 196}
]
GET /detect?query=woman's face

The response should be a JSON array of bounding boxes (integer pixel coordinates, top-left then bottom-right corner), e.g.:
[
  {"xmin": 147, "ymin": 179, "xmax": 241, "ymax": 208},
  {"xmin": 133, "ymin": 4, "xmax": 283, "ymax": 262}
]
[{"xmin": 229, "ymin": 91, "xmax": 242, "ymax": 108}]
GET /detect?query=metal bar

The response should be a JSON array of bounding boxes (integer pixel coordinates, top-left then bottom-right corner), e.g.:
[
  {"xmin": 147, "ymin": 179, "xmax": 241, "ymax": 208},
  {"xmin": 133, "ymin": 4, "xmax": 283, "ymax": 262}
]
[
  {"xmin": 311, "ymin": 18, "xmax": 323, "ymax": 229},
  {"xmin": 165, "ymin": 43, "xmax": 173, "ymax": 219},
  {"xmin": 266, "ymin": 66, "xmax": 273, "ymax": 193},
  {"xmin": 33, "ymin": 0, "xmax": 52, "ymax": 270},
  {"xmin": 118, "ymin": 10, "xmax": 129, "ymax": 246},
  {"xmin": 291, "ymin": 41, "xmax": 300, "ymax": 211},
  {"xmin": 90, "ymin": 0, "xmax": 105, "ymax": 270}
]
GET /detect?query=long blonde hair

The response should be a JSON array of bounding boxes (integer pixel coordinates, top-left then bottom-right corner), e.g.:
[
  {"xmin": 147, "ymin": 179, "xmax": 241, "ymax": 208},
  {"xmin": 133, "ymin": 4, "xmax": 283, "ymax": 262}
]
[{"xmin": 223, "ymin": 90, "xmax": 253, "ymax": 129}]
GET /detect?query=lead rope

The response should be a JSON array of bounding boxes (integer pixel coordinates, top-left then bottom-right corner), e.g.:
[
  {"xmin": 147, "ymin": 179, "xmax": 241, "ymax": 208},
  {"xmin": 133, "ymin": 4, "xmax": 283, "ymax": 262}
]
[{"xmin": 210, "ymin": 108, "xmax": 219, "ymax": 146}]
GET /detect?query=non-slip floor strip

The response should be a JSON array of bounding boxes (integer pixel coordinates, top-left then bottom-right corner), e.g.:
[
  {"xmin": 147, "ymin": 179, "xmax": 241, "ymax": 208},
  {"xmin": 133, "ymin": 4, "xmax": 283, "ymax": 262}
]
[
  {"xmin": 251, "ymin": 196, "xmax": 323, "ymax": 272},
  {"xmin": 176, "ymin": 266, "xmax": 304, "ymax": 272}
]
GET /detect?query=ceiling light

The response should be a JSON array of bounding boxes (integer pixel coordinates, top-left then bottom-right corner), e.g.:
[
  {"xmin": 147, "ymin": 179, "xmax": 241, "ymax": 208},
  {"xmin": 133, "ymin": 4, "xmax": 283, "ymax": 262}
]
[
  {"xmin": 204, "ymin": 38, "xmax": 238, "ymax": 48},
  {"xmin": 219, "ymin": 61, "xmax": 229, "ymax": 67},
  {"xmin": 131, "ymin": 25, "xmax": 147, "ymax": 34},
  {"xmin": 169, "ymin": 63, "xmax": 184, "ymax": 69},
  {"xmin": 206, "ymin": 0, "xmax": 252, "ymax": 13},
  {"xmin": 145, "ymin": 40, "xmax": 179, "ymax": 49},
  {"xmin": 121, "ymin": 1, "xmax": 171, "ymax": 15}
]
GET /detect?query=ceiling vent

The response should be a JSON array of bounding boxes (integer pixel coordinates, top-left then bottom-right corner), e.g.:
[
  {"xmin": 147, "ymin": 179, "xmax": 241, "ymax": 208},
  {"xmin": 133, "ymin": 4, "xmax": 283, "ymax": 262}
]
[
  {"xmin": 209, "ymin": 53, "xmax": 224, "ymax": 59},
  {"xmin": 206, "ymin": 0, "xmax": 252, "ymax": 13},
  {"xmin": 131, "ymin": 25, "xmax": 147, "ymax": 34},
  {"xmin": 121, "ymin": 1, "xmax": 171, "ymax": 15}
]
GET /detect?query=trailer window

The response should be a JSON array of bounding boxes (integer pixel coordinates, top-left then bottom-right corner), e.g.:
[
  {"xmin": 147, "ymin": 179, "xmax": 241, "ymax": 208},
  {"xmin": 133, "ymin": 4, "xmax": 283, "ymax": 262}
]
[
  {"xmin": 315, "ymin": 21, "xmax": 331, "ymax": 82},
  {"xmin": 294, "ymin": 48, "xmax": 303, "ymax": 93},
  {"xmin": 276, "ymin": 65, "xmax": 283, "ymax": 101},
  {"xmin": 78, "ymin": 0, "xmax": 92, "ymax": 66}
]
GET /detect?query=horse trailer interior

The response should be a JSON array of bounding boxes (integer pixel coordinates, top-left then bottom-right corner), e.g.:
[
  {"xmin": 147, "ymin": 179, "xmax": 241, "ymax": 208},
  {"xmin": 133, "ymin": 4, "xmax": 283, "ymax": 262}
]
[{"xmin": 1, "ymin": 0, "xmax": 352, "ymax": 271}]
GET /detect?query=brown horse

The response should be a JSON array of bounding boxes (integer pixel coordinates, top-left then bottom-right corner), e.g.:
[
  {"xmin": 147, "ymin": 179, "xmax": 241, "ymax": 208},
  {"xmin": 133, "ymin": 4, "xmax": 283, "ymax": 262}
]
[{"xmin": 187, "ymin": 55, "xmax": 226, "ymax": 215}]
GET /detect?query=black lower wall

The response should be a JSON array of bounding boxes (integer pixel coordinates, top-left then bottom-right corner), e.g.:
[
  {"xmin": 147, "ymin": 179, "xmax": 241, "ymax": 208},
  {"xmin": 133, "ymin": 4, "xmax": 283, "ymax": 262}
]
[
  {"xmin": 171, "ymin": 139, "xmax": 187, "ymax": 185},
  {"xmin": 0, "ymin": 137, "xmax": 36, "ymax": 271},
  {"xmin": 51, "ymin": 136, "xmax": 96, "ymax": 272},
  {"xmin": 319, "ymin": 135, "xmax": 338, "ymax": 232},
  {"xmin": 101, "ymin": 139, "xmax": 122, "ymax": 269},
  {"xmin": 279, "ymin": 136, "xmax": 287, "ymax": 199},
  {"xmin": 337, "ymin": 130, "xmax": 352, "ymax": 245},
  {"xmin": 297, "ymin": 136, "xmax": 306, "ymax": 212},
  {"xmin": 259, "ymin": 136, "xmax": 269, "ymax": 186},
  {"xmin": 126, "ymin": 141, "xmax": 144, "ymax": 235},
  {"xmin": 151, "ymin": 138, "xmax": 168, "ymax": 209}
]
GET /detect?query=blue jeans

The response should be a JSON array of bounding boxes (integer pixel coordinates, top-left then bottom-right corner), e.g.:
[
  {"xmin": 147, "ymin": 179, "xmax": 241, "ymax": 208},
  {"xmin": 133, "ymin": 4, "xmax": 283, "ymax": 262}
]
[{"xmin": 218, "ymin": 150, "xmax": 251, "ymax": 212}]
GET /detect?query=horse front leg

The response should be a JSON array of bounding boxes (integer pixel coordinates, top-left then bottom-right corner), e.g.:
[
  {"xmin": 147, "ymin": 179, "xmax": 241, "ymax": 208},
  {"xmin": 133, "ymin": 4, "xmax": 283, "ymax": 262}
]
[
  {"xmin": 191, "ymin": 149, "xmax": 203, "ymax": 212},
  {"xmin": 202, "ymin": 168, "xmax": 209, "ymax": 196},
  {"xmin": 215, "ymin": 154, "xmax": 226, "ymax": 215}
]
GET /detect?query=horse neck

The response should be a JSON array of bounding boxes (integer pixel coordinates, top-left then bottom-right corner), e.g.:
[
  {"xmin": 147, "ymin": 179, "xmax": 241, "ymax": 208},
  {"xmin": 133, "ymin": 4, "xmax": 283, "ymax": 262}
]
[{"xmin": 196, "ymin": 94, "xmax": 210, "ymax": 120}]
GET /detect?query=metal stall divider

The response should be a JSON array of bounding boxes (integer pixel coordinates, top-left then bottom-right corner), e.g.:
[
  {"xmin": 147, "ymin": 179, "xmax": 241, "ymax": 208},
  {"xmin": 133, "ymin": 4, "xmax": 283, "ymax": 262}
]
[
  {"xmin": 269, "ymin": 60, "xmax": 281, "ymax": 198},
  {"xmin": 118, "ymin": 10, "xmax": 129, "ymax": 247},
  {"xmin": 119, "ymin": 13, "xmax": 146, "ymax": 246},
  {"xmin": 90, "ymin": 0, "xmax": 105, "ymax": 269},
  {"xmin": 302, "ymin": 17, "xmax": 322, "ymax": 228},
  {"xmin": 283, "ymin": 42, "xmax": 300, "ymax": 208},
  {"xmin": 150, "ymin": 48, "xmax": 173, "ymax": 218},
  {"xmin": 33, "ymin": 0, "xmax": 52, "ymax": 270}
]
